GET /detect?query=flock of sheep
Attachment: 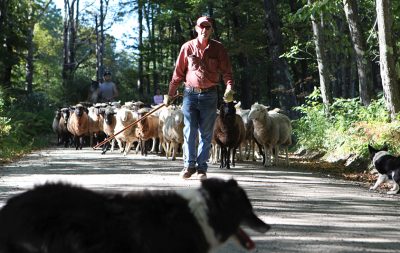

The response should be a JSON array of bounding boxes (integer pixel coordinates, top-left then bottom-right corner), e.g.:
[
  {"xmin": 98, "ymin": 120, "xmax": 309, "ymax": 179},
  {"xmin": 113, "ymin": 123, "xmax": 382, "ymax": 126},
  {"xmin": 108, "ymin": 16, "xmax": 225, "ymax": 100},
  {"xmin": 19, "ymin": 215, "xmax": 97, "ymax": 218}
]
[{"xmin": 52, "ymin": 99, "xmax": 293, "ymax": 168}]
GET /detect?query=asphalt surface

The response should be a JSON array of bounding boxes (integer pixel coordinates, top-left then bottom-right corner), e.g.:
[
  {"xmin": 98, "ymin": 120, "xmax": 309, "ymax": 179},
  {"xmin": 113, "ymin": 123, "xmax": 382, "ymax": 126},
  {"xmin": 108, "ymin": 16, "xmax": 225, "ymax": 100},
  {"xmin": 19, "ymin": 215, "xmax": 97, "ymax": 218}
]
[{"xmin": 1, "ymin": 147, "xmax": 400, "ymax": 253}]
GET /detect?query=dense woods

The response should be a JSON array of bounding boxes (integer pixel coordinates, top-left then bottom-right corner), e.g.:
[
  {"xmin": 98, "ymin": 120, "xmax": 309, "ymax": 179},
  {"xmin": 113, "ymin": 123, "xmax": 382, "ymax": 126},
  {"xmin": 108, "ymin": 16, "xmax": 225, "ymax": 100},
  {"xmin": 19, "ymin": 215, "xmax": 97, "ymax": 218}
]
[{"xmin": 1, "ymin": 0, "xmax": 400, "ymax": 164}]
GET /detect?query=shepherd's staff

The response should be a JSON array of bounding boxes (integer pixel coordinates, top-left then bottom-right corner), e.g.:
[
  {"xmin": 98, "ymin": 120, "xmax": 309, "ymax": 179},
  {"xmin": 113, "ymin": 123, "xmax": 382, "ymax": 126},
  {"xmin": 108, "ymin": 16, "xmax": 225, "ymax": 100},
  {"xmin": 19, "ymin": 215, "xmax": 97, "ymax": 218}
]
[{"xmin": 93, "ymin": 94, "xmax": 181, "ymax": 150}]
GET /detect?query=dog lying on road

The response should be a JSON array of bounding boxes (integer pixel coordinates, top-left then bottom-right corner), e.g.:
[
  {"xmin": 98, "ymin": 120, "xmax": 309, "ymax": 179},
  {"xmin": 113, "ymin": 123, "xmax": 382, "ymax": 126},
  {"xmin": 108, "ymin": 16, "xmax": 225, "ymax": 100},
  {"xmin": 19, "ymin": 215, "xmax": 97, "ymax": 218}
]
[
  {"xmin": 368, "ymin": 144, "xmax": 400, "ymax": 194},
  {"xmin": 0, "ymin": 178, "xmax": 270, "ymax": 253}
]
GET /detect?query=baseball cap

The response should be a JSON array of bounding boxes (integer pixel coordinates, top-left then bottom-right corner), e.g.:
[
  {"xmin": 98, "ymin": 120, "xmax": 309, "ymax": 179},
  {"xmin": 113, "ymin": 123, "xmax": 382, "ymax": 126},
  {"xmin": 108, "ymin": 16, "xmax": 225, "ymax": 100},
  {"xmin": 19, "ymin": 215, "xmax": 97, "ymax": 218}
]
[{"xmin": 196, "ymin": 16, "xmax": 212, "ymax": 27}]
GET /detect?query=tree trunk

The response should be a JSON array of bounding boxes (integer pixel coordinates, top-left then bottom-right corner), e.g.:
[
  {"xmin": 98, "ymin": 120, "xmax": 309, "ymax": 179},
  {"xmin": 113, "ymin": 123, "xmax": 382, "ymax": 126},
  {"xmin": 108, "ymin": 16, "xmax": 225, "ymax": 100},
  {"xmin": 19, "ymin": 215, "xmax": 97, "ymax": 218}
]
[
  {"xmin": 263, "ymin": 0, "xmax": 297, "ymax": 113},
  {"xmin": 137, "ymin": 0, "xmax": 144, "ymax": 98},
  {"xmin": 376, "ymin": 0, "xmax": 400, "ymax": 119},
  {"xmin": 343, "ymin": 0, "xmax": 372, "ymax": 105},
  {"xmin": 308, "ymin": 0, "xmax": 332, "ymax": 108}
]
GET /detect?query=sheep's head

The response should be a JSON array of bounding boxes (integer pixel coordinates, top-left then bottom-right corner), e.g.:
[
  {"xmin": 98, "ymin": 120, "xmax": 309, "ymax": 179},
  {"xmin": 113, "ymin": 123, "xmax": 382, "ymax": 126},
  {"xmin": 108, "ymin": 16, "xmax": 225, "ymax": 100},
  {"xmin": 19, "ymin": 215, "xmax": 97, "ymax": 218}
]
[
  {"xmin": 54, "ymin": 109, "xmax": 61, "ymax": 119},
  {"xmin": 60, "ymin": 108, "xmax": 70, "ymax": 122},
  {"xmin": 220, "ymin": 101, "xmax": 236, "ymax": 121},
  {"xmin": 248, "ymin": 103, "xmax": 268, "ymax": 121},
  {"xmin": 74, "ymin": 104, "xmax": 86, "ymax": 117},
  {"xmin": 104, "ymin": 107, "xmax": 116, "ymax": 125}
]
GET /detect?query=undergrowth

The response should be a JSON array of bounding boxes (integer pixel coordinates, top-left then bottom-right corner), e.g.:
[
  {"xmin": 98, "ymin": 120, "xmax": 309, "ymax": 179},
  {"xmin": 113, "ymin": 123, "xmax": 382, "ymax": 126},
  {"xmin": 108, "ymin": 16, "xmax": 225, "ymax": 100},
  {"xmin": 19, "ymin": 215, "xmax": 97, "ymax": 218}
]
[
  {"xmin": 292, "ymin": 88, "xmax": 399, "ymax": 159},
  {"xmin": 0, "ymin": 90, "xmax": 53, "ymax": 164}
]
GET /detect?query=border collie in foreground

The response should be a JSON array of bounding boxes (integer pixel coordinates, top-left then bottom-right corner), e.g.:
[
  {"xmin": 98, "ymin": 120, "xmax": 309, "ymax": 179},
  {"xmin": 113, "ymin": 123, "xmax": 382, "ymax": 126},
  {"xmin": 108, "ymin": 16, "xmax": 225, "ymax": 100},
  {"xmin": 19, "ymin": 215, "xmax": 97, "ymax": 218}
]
[
  {"xmin": 368, "ymin": 144, "xmax": 400, "ymax": 194},
  {"xmin": 0, "ymin": 178, "xmax": 270, "ymax": 253}
]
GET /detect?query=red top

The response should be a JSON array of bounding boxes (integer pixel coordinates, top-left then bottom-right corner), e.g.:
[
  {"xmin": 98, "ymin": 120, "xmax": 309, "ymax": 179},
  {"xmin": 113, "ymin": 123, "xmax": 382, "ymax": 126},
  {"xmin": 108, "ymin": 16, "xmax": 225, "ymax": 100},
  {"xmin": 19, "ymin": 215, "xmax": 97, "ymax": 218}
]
[{"xmin": 168, "ymin": 38, "xmax": 234, "ymax": 96}]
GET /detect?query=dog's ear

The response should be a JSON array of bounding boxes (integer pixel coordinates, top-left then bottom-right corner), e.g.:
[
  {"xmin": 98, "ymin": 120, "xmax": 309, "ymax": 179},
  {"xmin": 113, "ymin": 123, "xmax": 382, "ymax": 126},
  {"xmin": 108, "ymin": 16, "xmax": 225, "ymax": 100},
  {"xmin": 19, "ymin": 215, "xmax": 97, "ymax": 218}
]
[
  {"xmin": 382, "ymin": 143, "xmax": 389, "ymax": 151},
  {"xmin": 227, "ymin": 179, "xmax": 238, "ymax": 188},
  {"xmin": 368, "ymin": 144, "xmax": 378, "ymax": 154}
]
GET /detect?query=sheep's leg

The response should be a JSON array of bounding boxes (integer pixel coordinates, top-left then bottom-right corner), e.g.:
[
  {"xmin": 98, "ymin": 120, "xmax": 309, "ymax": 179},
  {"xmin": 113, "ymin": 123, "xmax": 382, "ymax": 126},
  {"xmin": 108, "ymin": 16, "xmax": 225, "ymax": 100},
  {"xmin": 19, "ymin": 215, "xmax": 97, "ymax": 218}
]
[
  {"xmin": 124, "ymin": 141, "xmax": 133, "ymax": 156},
  {"xmin": 171, "ymin": 142, "xmax": 177, "ymax": 161},
  {"xmin": 237, "ymin": 144, "xmax": 242, "ymax": 162},
  {"xmin": 284, "ymin": 146, "xmax": 289, "ymax": 166},
  {"xmin": 273, "ymin": 146, "xmax": 279, "ymax": 166},
  {"xmin": 110, "ymin": 139, "xmax": 115, "ymax": 152},
  {"xmin": 150, "ymin": 137, "xmax": 157, "ymax": 153},
  {"xmin": 263, "ymin": 144, "xmax": 271, "ymax": 167},
  {"xmin": 219, "ymin": 147, "xmax": 225, "ymax": 169}
]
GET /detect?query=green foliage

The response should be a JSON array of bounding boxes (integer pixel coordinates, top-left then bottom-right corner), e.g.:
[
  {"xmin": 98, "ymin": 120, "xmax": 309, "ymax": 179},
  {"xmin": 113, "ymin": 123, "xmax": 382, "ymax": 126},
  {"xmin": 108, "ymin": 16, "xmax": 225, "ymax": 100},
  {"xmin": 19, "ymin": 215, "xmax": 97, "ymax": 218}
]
[
  {"xmin": 293, "ymin": 88, "xmax": 392, "ymax": 158},
  {"xmin": 0, "ymin": 91, "xmax": 53, "ymax": 163}
]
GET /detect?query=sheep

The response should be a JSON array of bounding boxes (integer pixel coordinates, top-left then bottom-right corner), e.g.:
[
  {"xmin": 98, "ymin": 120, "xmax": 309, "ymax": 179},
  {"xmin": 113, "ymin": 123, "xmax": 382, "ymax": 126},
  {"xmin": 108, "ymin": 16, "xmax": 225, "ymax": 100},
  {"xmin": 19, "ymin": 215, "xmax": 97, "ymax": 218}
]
[
  {"xmin": 135, "ymin": 108, "xmax": 160, "ymax": 157},
  {"xmin": 114, "ymin": 107, "xmax": 139, "ymax": 156},
  {"xmin": 58, "ymin": 107, "xmax": 72, "ymax": 147},
  {"xmin": 162, "ymin": 107, "xmax": 184, "ymax": 160},
  {"xmin": 52, "ymin": 109, "xmax": 62, "ymax": 145},
  {"xmin": 99, "ymin": 106, "xmax": 117, "ymax": 154},
  {"xmin": 248, "ymin": 102, "xmax": 292, "ymax": 166},
  {"xmin": 67, "ymin": 104, "xmax": 89, "ymax": 150},
  {"xmin": 213, "ymin": 101, "xmax": 246, "ymax": 169},
  {"xmin": 88, "ymin": 105, "xmax": 105, "ymax": 147},
  {"xmin": 157, "ymin": 105, "xmax": 174, "ymax": 155}
]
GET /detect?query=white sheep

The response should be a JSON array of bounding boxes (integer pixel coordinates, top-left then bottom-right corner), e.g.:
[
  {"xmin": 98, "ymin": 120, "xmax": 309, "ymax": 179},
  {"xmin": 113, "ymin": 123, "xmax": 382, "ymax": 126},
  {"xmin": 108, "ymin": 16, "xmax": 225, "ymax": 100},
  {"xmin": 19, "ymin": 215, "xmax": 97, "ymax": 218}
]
[
  {"xmin": 52, "ymin": 109, "xmax": 62, "ymax": 145},
  {"xmin": 248, "ymin": 102, "xmax": 292, "ymax": 166},
  {"xmin": 114, "ymin": 107, "xmax": 139, "ymax": 156},
  {"xmin": 162, "ymin": 107, "xmax": 184, "ymax": 160}
]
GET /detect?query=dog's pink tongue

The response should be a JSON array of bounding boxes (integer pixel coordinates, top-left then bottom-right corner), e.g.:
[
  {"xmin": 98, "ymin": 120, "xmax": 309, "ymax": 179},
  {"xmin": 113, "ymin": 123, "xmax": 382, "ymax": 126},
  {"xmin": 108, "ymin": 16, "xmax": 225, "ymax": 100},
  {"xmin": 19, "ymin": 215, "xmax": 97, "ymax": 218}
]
[{"xmin": 236, "ymin": 228, "xmax": 255, "ymax": 250}]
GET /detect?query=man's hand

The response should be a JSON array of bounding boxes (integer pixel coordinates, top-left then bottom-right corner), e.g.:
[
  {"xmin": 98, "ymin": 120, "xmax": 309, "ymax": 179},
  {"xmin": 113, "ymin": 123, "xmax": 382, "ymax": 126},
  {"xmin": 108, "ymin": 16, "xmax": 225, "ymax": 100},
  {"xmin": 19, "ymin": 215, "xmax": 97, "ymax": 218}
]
[
  {"xmin": 164, "ymin": 95, "xmax": 173, "ymax": 105},
  {"xmin": 223, "ymin": 89, "xmax": 235, "ymax": 102}
]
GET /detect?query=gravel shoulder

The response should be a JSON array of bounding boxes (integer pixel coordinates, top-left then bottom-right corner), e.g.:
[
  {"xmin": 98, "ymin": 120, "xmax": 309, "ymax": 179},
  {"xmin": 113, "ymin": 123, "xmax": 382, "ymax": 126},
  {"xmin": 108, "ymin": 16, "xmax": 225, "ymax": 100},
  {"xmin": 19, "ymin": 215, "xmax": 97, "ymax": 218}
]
[{"xmin": 1, "ymin": 147, "xmax": 399, "ymax": 253}]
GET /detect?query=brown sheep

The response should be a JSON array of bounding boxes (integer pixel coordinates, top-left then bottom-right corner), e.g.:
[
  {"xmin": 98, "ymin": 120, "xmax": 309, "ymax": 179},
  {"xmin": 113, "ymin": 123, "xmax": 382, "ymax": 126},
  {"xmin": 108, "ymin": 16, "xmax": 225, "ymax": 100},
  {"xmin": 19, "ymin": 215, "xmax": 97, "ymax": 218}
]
[
  {"xmin": 136, "ymin": 109, "xmax": 160, "ymax": 157},
  {"xmin": 67, "ymin": 104, "xmax": 89, "ymax": 150},
  {"xmin": 213, "ymin": 101, "xmax": 246, "ymax": 169}
]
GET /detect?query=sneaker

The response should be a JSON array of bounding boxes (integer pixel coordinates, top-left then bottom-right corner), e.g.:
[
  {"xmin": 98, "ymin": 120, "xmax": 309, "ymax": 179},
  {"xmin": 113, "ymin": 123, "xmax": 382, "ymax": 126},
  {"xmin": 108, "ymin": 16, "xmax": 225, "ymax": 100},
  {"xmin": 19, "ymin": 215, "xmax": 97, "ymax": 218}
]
[
  {"xmin": 180, "ymin": 167, "xmax": 197, "ymax": 179},
  {"xmin": 197, "ymin": 171, "xmax": 207, "ymax": 180}
]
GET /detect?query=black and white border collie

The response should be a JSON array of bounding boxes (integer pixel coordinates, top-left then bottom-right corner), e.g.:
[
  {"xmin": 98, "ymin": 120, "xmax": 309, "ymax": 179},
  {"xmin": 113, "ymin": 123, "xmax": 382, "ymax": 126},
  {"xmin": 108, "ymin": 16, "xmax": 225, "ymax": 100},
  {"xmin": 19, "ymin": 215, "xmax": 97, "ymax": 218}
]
[
  {"xmin": 0, "ymin": 178, "xmax": 270, "ymax": 253},
  {"xmin": 368, "ymin": 144, "xmax": 400, "ymax": 194}
]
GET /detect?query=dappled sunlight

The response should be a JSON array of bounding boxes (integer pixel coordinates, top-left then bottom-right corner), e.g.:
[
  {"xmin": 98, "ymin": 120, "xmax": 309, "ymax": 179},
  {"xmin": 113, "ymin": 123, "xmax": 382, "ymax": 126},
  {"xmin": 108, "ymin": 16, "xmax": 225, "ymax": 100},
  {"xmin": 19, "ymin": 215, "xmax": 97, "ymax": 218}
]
[{"xmin": 1, "ymin": 147, "xmax": 400, "ymax": 252}]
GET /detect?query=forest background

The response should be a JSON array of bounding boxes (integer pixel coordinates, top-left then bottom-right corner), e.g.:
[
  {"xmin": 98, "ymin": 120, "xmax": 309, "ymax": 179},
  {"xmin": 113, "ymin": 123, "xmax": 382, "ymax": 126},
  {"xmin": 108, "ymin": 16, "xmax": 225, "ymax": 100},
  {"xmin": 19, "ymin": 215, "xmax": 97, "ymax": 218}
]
[{"xmin": 1, "ymin": 0, "xmax": 400, "ymax": 170}]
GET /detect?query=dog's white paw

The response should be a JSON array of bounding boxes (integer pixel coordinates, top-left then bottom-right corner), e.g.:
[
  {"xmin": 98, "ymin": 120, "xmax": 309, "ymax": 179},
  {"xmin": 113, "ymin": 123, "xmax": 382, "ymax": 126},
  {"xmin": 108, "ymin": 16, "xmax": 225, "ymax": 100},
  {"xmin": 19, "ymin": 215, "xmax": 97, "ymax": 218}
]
[
  {"xmin": 387, "ymin": 190, "xmax": 399, "ymax": 195},
  {"xmin": 369, "ymin": 187, "xmax": 376, "ymax": 191}
]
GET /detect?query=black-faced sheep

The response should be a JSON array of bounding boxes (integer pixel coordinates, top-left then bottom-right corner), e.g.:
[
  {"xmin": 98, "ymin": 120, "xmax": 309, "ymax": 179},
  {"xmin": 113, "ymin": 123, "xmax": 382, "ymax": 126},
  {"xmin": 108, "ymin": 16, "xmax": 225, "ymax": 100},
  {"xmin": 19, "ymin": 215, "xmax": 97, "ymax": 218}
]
[
  {"xmin": 67, "ymin": 104, "xmax": 89, "ymax": 150},
  {"xmin": 213, "ymin": 101, "xmax": 246, "ymax": 169},
  {"xmin": 248, "ymin": 102, "xmax": 292, "ymax": 166},
  {"xmin": 99, "ymin": 106, "xmax": 117, "ymax": 154}
]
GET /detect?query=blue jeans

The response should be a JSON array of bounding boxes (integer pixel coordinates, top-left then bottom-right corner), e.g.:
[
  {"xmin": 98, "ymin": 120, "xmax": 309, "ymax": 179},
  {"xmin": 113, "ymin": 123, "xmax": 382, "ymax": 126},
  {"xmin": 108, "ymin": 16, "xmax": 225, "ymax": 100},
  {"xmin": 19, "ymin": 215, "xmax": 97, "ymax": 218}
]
[{"xmin": 182, "ymin": 88, "xmax": 218, "ymax": 172}]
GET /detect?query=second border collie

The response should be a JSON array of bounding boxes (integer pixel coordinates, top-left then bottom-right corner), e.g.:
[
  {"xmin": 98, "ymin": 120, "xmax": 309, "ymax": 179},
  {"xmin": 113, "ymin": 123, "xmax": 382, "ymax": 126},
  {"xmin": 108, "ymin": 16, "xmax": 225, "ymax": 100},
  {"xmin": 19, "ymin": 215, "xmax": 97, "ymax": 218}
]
[
  {"xmin": 0, "ymin": 178, "xmax": 270, "ymax": 253},
  {"xmin": 368, "ymin": 144, "xmax": 400, "ymax": 194}
]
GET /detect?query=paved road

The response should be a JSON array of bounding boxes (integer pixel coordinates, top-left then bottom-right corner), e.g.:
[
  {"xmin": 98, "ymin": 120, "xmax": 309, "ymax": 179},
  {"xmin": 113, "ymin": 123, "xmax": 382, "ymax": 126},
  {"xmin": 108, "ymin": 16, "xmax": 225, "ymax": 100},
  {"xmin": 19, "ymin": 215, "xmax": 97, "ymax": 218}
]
[{"xmin": 1, "ymin": 147, "xmax": 399, "ymax": 253}]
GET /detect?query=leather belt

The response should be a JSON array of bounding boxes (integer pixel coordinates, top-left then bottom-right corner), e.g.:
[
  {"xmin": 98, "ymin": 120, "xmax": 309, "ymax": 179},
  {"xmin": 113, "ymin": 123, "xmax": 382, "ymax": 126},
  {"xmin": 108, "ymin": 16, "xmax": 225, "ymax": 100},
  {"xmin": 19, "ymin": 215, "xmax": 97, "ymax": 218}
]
[{"xmin": 185, "ymin": 86, "xmax": 217, "ymax": 93}]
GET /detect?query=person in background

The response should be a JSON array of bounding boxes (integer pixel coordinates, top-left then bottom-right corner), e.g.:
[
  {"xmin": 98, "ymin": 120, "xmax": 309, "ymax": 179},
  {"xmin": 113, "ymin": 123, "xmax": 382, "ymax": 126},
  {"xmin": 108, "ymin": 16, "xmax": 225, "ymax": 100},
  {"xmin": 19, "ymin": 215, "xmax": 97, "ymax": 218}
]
[
  {"xmin": 99, "ymin": 71, "xmax": 119, "ymax": 102},
  {"xmin": 153, "ymin": 88, "xmax": 164, "ymax": 105},
  {"xmin": 165, "ymin": 16, "xmax": 235, "ymax": 180}
]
